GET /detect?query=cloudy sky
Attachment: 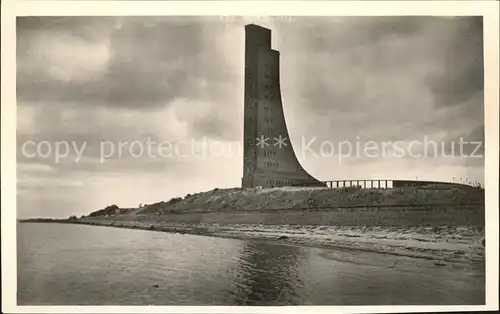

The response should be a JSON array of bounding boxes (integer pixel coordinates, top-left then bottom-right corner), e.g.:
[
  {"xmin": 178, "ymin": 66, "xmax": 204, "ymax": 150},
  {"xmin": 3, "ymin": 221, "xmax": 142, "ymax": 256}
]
[{"xmin": 16, "ymin": 16, "xmax": 484, "ymax": 218}]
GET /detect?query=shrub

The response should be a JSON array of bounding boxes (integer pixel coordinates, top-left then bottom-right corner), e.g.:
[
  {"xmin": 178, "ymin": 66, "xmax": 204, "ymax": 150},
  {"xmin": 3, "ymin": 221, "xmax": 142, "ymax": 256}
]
[
  {"xmin": 167, "ymin": 197, "xmax": 182, "ymax": 205},
  {"xmin": 88, "ymin": 204, "xmax": 120, "ymax": 217},
  {"xmin": 307, "ymin": 196, "xmax": 317, "ymax": 208},
  {"xmin": 339, "ymin": 186, "xmax": 361, "ymax": 193}
]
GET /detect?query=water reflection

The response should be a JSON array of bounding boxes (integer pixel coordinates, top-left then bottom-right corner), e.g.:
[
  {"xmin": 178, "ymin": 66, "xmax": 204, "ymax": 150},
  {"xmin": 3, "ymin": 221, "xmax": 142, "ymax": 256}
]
[
  {"xmin": 18, "ymin": 223, "xmax": 485, "ymax": 306},
  {"xmin": 231, "ymin": 241, "xmax": 304, "ymax": 305}
]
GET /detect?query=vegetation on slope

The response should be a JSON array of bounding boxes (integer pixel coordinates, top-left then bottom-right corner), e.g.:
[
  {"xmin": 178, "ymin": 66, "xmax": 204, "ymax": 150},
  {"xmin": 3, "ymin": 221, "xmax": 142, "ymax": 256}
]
[
  {"xmin": 85, "ymin": 186, "xmax": 484, "ymax": 217},
  {"xmin": 87, "ymin": 204, "xmax": 133, "ymax": 217},
  {"xmin": 121, "ymin": 186, "xmax": 484, "ymax": 216}
]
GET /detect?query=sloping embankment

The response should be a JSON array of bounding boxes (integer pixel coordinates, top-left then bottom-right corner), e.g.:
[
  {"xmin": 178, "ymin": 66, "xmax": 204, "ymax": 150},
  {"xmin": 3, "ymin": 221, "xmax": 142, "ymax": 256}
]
[
  {"xmin": 105, "ymin": 186, "xmax": 484, "ymax": 214},
  {"xmin": 87, "ymin": 186, "xmax": 484, "ymax": 226}
]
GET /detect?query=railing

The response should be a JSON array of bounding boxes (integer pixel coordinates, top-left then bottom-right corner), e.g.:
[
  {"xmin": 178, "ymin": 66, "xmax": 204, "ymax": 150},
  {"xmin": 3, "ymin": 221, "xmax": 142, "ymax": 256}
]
[
  {"xmin": 321, "ymin": 180, "xmax": 476, "ymax": 189},
  {"xmin": 322, "ymin": 180, "xmax": 393, "ymax": 189}
]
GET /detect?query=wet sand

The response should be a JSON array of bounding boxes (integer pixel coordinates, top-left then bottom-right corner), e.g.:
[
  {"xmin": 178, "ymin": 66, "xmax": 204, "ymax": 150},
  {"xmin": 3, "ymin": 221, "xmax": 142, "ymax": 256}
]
[{"xmin": 50, "ymin": 218, "xmax": 485, "ymax": 266}]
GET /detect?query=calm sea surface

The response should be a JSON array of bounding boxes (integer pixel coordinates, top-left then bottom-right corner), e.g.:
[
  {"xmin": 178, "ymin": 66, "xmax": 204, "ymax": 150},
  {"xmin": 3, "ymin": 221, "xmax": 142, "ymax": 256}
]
[{"xmin": 18, "ymin": 223, "xmax": 484, "ymax": 305}]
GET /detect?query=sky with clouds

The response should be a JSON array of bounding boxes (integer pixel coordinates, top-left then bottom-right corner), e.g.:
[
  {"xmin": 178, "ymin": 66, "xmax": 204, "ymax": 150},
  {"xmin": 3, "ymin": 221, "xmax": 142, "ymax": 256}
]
[{"xmin": 16, "ymin": 16, "xmax": 484, "ymax": 218}]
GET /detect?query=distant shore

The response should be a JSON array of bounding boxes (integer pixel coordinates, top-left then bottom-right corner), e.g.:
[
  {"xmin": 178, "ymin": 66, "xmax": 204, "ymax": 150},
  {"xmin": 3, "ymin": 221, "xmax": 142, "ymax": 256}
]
[{"xmin": 20, "ymin": 217, "xmax": 485, "ymax": 266}]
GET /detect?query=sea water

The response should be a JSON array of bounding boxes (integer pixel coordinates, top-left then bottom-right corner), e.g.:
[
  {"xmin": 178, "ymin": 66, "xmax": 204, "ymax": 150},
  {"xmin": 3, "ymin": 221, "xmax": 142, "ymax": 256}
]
[{"xmin": 17, "ymin": 222, "xmax": 485, "ymax": 305}]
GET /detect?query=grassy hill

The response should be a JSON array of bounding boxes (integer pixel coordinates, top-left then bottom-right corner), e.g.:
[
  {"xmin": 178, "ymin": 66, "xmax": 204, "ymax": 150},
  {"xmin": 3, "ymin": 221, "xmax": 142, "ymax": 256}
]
[{"xmin": 87, "ymin": 186, "xmax": 484, "ymax": 217}]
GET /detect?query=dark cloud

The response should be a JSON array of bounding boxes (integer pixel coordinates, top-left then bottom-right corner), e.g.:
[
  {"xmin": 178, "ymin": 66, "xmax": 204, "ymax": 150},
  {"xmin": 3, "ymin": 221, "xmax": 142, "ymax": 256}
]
[
  {"xmin": 279, "ymin": 16, "xmax": 424, "ymax": 53},
  {"xmin": 275, "ymin": 16, "xmax": 484, "ymax": 152},
  {"xmin": 281, "ymin": 16, "xmax": 483, "ymax": 112},
  {"xmin": 17, "ymin": 17, "xmax": 237, "ymax": 108},
  {"xmin": 426, "ymin": 17, "xmax": 483, "ymax": 108}
]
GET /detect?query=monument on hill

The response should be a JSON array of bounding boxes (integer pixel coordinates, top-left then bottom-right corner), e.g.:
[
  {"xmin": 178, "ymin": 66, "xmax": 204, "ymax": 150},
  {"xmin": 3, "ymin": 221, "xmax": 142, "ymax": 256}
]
[{"xmin": 241, "ymin": 24, "xmax": 326, "ymax": 188}]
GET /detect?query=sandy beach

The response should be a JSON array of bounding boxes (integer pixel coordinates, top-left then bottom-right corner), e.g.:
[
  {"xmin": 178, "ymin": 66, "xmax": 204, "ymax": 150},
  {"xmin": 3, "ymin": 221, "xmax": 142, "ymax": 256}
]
[{"xmin": 65, "ymin": 218, "xmax": 484, "ymax": 266}]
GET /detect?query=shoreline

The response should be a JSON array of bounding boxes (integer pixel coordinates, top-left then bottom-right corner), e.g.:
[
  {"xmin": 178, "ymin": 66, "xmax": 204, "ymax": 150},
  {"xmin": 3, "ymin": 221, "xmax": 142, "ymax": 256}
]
[{"xmin": 20, "ymin": 219, "xmax": 485, "ymax": 266}]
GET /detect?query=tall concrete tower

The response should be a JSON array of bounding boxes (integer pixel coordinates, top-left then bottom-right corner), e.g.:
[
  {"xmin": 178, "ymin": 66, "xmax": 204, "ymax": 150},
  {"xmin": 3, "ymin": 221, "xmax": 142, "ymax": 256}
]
[{"xmin": 242, "ymin": 24, "xmax": 325, "ymax": 188}]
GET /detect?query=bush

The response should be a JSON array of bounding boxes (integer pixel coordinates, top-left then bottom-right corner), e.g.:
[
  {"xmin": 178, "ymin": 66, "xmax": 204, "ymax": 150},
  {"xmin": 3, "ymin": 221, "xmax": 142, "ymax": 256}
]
[
  {"xmin": 88, "ymin": 204, "xmax": 120, "ymax": 217},
  {"xmin": 167, "ymin": 197, "xmax": 182, "ymax": 205},
  {"xmin": 339, "ymin": 186, "xmax": 362, "ymax": 193}
]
